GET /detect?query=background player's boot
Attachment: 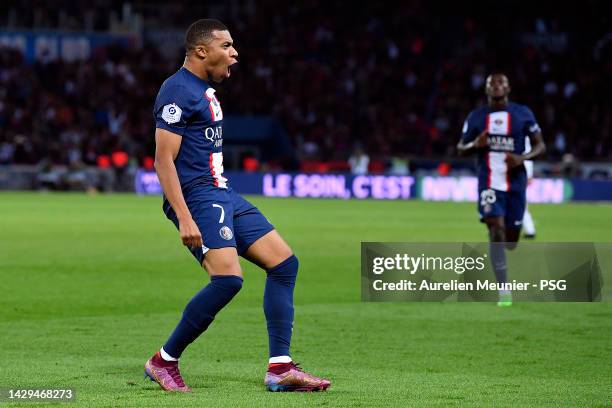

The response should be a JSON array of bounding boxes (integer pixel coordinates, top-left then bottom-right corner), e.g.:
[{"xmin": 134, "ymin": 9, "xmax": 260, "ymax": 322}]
[
  {"xmin": 497, "ymin": 290, "xmax": 513, "ymax": 307},
  {"xmin": 144, "ymin": 351, "xmax": 192, "ymax": 392},
  {"xmin": 265, "ymin": 362, "xmax": 331, "ymax": 392}
]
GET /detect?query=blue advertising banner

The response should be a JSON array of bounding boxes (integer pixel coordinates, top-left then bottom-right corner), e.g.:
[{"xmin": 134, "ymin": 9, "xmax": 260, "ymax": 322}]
[
  {"xmin": 134, "ymin": 171, "xmax": 611, "ymax": 202},
  {"xmin": 262, "ymin": 173, "xmax": 415, "ymax": 199},
  {"xmin": 135, "ymin": 171, "xmax": 415, "ymax": 200}
]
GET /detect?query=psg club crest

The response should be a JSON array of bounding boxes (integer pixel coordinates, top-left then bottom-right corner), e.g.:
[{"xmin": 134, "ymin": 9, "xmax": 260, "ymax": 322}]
[{"xmin": 219, "ymin": 226, "xmax": 233, "ymax": 240}]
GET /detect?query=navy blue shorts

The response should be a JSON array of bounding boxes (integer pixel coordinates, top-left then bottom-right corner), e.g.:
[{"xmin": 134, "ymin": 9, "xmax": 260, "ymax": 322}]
[
  {"xmin": 164, "ymin": 186, "xmax": 275, "ymax": 264},
  {"xmin": 478, "ymin": 188, "xmax": 526, "ymax": 230}
]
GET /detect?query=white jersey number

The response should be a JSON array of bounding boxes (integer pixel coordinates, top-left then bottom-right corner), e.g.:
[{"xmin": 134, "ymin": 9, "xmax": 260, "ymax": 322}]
[
  {"xmin": 212, "ymin": 204, "xmax": 225, "ymax": 223},
  {"xmin": 480, "ymin": 189, "xmax": 497, "ymax": 206}
]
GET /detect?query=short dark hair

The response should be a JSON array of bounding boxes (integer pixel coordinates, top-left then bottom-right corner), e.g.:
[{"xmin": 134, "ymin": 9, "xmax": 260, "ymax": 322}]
[
  {"xmin": 487, "ymin": 72, "xmax": 509, "ymax": 81},
  {"xmin": 185, "ymin": 19, "xmax": 228, "ymax": 52}
]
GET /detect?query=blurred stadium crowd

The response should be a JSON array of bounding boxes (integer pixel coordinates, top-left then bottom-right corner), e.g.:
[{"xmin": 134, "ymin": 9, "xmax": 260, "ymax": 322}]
[{"xmin": 1, "ymin": 0, "xmax": 610, "ymax": 176}]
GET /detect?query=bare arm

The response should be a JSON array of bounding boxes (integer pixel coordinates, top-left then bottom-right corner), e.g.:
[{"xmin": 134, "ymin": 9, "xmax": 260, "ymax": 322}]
[
  {"xmin": 154, "ymin": 128, "xmax": 203, "ymax": 248},
  {"xmin": 457, "ymin": 129, "xmax": 488, "ymax": 156}
]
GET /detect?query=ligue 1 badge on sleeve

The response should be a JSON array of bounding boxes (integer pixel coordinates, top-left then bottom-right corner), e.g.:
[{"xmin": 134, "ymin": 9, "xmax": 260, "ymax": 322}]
[
  {"xmin": 220, "ymin": 226, "xmax": 233, "ymax": 240},
  {"xmin": 162, "ymin": 103, "xmax": 182, "ymax": 124}
]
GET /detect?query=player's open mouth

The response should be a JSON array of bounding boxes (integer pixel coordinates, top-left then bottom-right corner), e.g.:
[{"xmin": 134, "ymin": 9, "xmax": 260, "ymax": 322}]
[{"xmin": 226, "ymin": 62, "xmax": 237, "ymax": 78}]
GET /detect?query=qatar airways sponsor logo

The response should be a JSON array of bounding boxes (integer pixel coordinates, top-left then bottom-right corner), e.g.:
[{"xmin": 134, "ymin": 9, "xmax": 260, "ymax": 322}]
[
  {"xmin": 263, "ymin": 174, "xmax": 415, "ymax": 200},
  {"xmin": 487, "ymin": 135, "xmax": 514, "ymax": 151},
  {"xmin": 204, "ymin": 125, "xmax": 223, "ymax": 147}
]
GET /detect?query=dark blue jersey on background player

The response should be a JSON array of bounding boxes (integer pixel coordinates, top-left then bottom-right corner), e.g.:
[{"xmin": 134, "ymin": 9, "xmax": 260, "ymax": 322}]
[
  {"xmin": 144, "ymin": 19, "xmax": 330, "ymax": 392},
  {"xmin": 457, "ymin": 73, "xmax": 546, "ymax": 306}
]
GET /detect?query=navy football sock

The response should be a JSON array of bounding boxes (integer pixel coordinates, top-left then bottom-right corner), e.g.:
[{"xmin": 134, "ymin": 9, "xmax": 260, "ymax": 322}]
[
  {"xmin": 164, "ymin": 275, "xmax": 243, "ymax": 359},
  {"xmin": 264, "ymin": 255, "xmax": 298, "ymax": 358},
  {"xmin": 490, "ymin": 242, "xmax": 507, "ymax": 284}
]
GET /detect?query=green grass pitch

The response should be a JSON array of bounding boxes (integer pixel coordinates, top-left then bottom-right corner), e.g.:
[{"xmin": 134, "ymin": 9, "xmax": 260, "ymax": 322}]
[{"xmin": 1, "ymin": 192, "xmax": 611, "ymax": 407}]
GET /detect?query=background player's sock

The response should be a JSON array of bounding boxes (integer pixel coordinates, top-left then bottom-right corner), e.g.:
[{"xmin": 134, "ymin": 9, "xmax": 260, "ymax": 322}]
[
  {"xmin": 264, "ymin": 255, "xmax": 298, "ymax": 359},
  {"xmin": 163, "ymin": 275, "xmax": 243, "ymax": 359},
  {"xmin": 498, "ymin": 289, "xmax": 512, "ymax": 298},
  {"xmin": 490, "ymin": 242, "xmax": 507, "ymax": 284},
  {"xmin": 523, "ymin": 209, "xmax": 536, "ymax": 236}
]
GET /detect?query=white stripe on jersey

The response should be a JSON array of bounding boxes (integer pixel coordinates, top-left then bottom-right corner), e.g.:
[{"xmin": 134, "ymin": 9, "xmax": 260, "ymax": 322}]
[
  {"xmin": 209, "ymin": 152, "xmax": 228, "ymax": 188},
  {"xmin": 488, "ymin": 151, "xmax": 509, "ymax": 192}
]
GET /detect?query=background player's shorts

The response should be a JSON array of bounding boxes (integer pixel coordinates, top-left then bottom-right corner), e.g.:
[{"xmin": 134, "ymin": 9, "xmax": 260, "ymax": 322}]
[
  {"xmin": 478, "ymin": 188, "xmax": 526, "ymax": 230},
  {"xmin": 163, "ymin": 186, "xmax": 275, "ymax": 265}
]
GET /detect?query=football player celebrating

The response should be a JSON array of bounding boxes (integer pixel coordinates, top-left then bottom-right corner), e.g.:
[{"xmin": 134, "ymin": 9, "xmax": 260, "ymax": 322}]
[{"xmin": 144, "ymin": 19, "xmax": 330, "ymax": 392}]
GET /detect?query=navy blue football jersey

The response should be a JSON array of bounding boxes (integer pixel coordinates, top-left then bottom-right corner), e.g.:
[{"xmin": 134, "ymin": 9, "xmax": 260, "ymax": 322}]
[
  {"xmin": 461, "ymin": 102, "xmax": 540, "ymax": 192},
  {"xmin": 154, "ymin": 67, "xmax": 227, "ymax": 191}
]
